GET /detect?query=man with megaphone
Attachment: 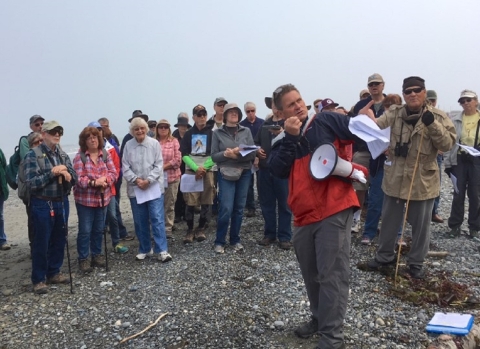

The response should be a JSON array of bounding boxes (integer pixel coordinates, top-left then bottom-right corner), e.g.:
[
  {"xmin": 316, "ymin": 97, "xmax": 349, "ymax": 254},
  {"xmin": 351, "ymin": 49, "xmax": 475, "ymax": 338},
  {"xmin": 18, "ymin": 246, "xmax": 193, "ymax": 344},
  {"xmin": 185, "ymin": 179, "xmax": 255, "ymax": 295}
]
[{"xmin": 268, "ymin": 83, "xmax": 368, "ymax": 349}]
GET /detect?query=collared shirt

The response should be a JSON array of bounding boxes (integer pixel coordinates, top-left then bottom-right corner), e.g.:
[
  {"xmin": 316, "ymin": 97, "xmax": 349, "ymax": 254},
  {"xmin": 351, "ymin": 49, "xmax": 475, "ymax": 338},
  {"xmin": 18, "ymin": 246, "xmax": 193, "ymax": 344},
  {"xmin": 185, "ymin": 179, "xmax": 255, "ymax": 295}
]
[
  {"xmin": 24, "ymin": 143, "xmax": 77, "ymax": 198},
  {"xmin": 122, "ymin": 136, "xmax": 164, "ymax": 198},
  {"xmin": 159, "ymin": 138, "xmax": 181, "ymax": 183},
  {"xmin": 73, "ymin": 149, "xmax": 117, "ymax": 207}
]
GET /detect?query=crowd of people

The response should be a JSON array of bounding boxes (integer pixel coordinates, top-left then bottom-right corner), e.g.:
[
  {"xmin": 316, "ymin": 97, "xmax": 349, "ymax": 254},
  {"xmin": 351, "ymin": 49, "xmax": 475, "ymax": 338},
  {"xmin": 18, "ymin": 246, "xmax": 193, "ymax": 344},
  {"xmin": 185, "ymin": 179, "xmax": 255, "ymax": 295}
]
[{"xmin": 0, "ymin": 73, "xmax": 478, "ymax": 349}]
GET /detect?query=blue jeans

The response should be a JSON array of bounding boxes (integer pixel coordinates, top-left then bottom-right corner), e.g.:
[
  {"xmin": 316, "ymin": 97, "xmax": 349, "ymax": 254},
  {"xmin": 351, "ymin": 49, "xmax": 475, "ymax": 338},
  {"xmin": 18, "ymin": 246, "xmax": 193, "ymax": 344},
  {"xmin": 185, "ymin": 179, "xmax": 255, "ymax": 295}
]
[
  {"xmin": 129, "ymin": 195, "xmax": 168, "ymax": 254},
  {"xmin": 215, "ymin": 169, "xmax": 250, "ymax": 246},
  {"xmin": 30, "ymin": 196, "xmax": 69, "ymax": 284},
  {"xmin": 115, "ymin": 177, "xmax": 129, "ymax": 238},
  {"xmin": 258, "ymin": 168, "xmax": 292, "ymax": 242},
  {"xmin": 245, "ymin": 172, "xmax": 256, "ymax": 210},
  {"xmin": 432, "ymin": 154, "xmax": 443, "ymax": 215},
  {"xmin": 75, "ymin": 203, "xmax": 107, "ymax": 260},
  {"xmin": 363, "ymin": 167, "xmax": 384, "ymax": 240},
  {"xmin": 107, "ymin": 197, "xmax": 120, "ymax": 247},
  {"xmin": 0, "ymin": 198, "xmax": 6, "ymax": 246}
]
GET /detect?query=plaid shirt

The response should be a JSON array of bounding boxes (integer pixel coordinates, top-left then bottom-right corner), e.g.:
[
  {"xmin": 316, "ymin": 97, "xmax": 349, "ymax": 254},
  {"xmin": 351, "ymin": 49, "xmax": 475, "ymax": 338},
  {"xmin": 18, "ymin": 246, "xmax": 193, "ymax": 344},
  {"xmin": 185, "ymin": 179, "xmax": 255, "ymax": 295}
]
[
  {"xmin": 73, "ymin": 150, "xmax": 117, "ymax": 207},
  {"xmin": 24, "ymin": 143, "xmax": 77, "ymax": 198},
  {"xmin": 160, "ymin": 138, "xmax": 181, "ymax": 183}
]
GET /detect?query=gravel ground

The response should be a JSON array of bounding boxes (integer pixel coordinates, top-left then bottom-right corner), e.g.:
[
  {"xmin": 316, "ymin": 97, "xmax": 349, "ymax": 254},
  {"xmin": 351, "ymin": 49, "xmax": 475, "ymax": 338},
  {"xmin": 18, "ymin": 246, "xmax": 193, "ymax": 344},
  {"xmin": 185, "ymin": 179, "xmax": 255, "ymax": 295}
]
[{"xmin": 1, "ymin": 174, "xmax": 480, "ymax": 349}]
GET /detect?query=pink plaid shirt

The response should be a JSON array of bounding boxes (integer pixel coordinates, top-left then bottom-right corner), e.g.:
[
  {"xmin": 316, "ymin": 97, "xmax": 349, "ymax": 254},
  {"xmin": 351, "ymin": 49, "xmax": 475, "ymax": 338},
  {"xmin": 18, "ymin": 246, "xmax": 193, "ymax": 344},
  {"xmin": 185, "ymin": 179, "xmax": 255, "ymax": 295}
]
[
  {"xmin": 160, "ymin": 138, "xmax": 181, "ymax": 183},
  {"xmin": 73, "ymin": 150, "xmax": 117, "ymax": 207}
]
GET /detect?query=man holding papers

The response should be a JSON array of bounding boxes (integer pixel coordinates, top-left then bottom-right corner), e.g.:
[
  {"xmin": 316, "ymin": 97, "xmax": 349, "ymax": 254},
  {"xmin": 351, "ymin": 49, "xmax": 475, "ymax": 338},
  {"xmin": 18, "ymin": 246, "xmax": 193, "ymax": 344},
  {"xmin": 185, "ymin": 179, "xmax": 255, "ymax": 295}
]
[
  {"xmin": 364, "ymin": 76, "xmax": 455, "ymax": 279},
  {"xmin": 444, "ymin": 89, "xmax": 480, "ymax": 239}
]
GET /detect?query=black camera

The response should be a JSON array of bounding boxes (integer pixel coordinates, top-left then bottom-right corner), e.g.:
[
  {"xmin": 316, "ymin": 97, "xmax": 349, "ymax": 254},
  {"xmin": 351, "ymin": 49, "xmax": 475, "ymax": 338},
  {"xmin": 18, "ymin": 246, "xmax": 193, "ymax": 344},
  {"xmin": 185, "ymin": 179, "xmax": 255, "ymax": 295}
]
[{"xmin": 394, "ymin": 143, "xmax": 409, "ymax": 158}]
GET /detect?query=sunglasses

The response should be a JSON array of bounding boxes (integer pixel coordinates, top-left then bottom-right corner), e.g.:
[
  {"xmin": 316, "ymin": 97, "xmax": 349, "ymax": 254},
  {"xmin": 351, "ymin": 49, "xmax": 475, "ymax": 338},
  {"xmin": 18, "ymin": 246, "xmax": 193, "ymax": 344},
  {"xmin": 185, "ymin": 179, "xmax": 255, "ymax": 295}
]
[
  {"xmin": 34, "ymin": 122, "xmax": 44, "ymax": 127},
  {"xmin": 216, "ymin": 103, "xmax": 226, "ymax": 107},
  {"xmin": 47, "ymin": 128, "xmax": 63, "ymax": 136},
  {"xmin": 33, "ymin": 139, "xmax": 43, "ymax": 146},
  {"xmin": 157, "ymin": 125, "xmax": 169, "ymax": 129},
  {"xmin": 368, "ymin": 82, "xmax": 381, "ymax": 87},
  {"xmin": 403, "ymin": 87, "xmax": 424, "ymax": 95},
  {"xmin": 196, "ymin": 112, "xmax": 207, "ymax": 117},
  {"xmin": 460, "ymin": 98, "xmax": 473, "ymax": 104},
  {"xmin": 315, "ymin": 104, "xmax": 321, "ymax": 109},
  {"xmin": 246, "ymin": 110, "xmax": 255, "ymax": 113}
]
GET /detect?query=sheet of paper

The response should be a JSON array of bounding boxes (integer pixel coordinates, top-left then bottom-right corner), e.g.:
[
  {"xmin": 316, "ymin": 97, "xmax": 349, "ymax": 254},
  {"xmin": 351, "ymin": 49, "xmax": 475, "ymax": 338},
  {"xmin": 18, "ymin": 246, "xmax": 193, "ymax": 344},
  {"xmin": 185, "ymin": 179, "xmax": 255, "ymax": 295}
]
[
  {"xmin": 133, "ymin": 181, "xmax": 162, "ymax": 204},
  {"xmin": 348, "ymin": 114, "xmax": 391, "ymax": 160},
  {"xmin": 457, "ymin": 144, "xmax": 480, "ymax": 157},
  {"xmin": 450, "ymin": 173, "xmax": 459, "ymax": 194},
  {"xmin": 180, "ymin": 173, "xmax": 204, "ymax": 193},
  {"xmin": 239, "ymin": 144, "xmax": 260, "ymax": 157},
  {"xmin": 429, "ymin": 312, "xmax": 472, "ymax": 328}
]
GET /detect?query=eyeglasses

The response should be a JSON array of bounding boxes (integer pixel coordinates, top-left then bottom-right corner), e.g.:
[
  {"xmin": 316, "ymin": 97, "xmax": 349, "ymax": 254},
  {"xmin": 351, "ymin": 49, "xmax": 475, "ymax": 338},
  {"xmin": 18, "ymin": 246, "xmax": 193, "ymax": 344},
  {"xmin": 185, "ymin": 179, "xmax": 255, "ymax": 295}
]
[
  {"xmin": 196, "ymin": 112, "xmax": 207, "ymax": 117},
  {"xmin": 47, "ymin": 128, "xmax": 63, "ymax": 136},
  {"xmin": 460, "ymin": 98, "xmax": 473, "ymax": 104},
  {"xmin": 157, "ymin": 125, "xmax": 169, "ymax": 129},
  {"xmin": 34, "ymin": 122, "xmax": 44, "ymax": 127},
  {"xmin": 403, "ymin": 87, "xmax": 424, "ymax": 95},
  {"xmin": 246, "ymin": 110, "xmax": 255, "ymax": 113},
  {"xmin": 368, "ymin": 82, "xmax": 381, "ymax": 87},
  {"xmin": 133, "ymin": 127, "xmax": 146, "ymax": 132}
]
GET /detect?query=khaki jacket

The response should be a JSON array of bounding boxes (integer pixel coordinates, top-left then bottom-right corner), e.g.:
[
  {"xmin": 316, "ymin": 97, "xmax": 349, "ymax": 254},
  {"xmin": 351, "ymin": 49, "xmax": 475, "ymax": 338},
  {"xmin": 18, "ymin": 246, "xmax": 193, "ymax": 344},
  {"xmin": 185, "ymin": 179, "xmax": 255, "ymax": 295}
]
[{"xmin": 377, "ymin": 105, "xmax": 456, "ymax": 200}]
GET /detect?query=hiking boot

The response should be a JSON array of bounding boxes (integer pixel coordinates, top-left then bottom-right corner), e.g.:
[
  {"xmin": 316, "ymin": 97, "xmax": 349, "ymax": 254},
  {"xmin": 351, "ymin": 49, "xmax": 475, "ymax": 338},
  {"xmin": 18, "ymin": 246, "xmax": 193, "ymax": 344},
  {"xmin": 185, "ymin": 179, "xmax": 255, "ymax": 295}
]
[
  {"xmin": 214, "ymin": 245, "xmax": 225, "ymax": 254},
  {"xmin": 258, "ymin": 237, "xmax": 276, "ymax": 246},
  {"xmin": 33, "ymin": 282, "xmax": 48, "ymax": 295},
  {"xmin": 195, "ymin": 228, "xmax": 206, "ymax": 242},
  {"xmin": 0, "ymin": 243, "xmax": 11, "ymax": 251},
  {"xmin": 79, "ymin": 259, "xmax": 93, "ymax": 273},
  {"xmin": 294, "ymin": 318, "xmax": 318, "ymax": 338},
  {"xmin": 120, "ymin": 234, "xmax": 135, "ymax": 241},
  {"xmin": 47, "ymin": 273, "xmax": 71, "ymax": 285},
  {"xmin": 408, "ymin": 264, "xmax": 426, "ymax": 279},
  {"xmin": 351, "ymin": 219, "xmax": 361, "ymax": 234},
  {"xmin": 158, "ymin": 251, "xmax": 172, "ymax": 263},
  {"xmin": 447, "ymin": 226, "xmax": 461, "ymax": 238},
  {"xmin": 91, "ymin": 255, "xmax": 106, "ymax": 268},
  {"xmin": 246, "ymin": 209, "xmax": 256, "ymax": 217},
  {"xmin": 278, "ymin": 241, "xmax": 293, "ymax": 250},
  {"xmin": 114, "ymin": 244, "xmax": 129, "ymax": 254},
  {"xmin": 469, "ymin": 230, "xmax": 479, "ymax": 239},
  {"xmin": 183, "ymin": 229, "xmax": 195, "ymax": 244},
  {"xmin": 232, "ymin": 243, "xmax": 244, "ymax": 252},
  {"xmin": 366, "ymin": 257, "xmax": 396, "ymax": 270},
  {"xmin": 431, "ymin": 214, "xmax": 444, "ymax": 223}
]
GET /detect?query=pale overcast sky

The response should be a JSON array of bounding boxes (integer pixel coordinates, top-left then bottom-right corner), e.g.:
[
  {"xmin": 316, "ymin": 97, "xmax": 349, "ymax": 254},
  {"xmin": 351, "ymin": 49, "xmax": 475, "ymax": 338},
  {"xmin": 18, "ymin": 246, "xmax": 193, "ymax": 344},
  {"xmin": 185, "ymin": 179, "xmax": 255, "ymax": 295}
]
[{"xmin": 1, "ymin": 0, "xmax": 479, "ymax": 155}]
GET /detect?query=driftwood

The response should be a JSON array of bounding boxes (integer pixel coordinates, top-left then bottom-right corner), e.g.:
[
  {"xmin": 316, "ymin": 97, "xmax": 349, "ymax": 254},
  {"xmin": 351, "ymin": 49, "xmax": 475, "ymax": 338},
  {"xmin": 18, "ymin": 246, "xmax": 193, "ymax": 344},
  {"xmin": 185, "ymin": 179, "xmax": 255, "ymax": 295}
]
[
  {"xmin": 119, "ymin": 312, "xmax": 168, "ymax": 344},
  {"xmin": 427, "ymin": 251, "xmax": 449, "ymax": 258}
]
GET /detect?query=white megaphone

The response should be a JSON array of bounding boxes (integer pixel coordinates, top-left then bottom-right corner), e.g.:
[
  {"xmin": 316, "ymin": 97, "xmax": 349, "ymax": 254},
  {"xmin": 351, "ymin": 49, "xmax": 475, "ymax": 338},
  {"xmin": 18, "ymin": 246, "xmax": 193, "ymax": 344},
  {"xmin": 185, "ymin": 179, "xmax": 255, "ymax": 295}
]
[{"xmin": 309, "ymin": 143, "xmax": 367, "ymax": 183}]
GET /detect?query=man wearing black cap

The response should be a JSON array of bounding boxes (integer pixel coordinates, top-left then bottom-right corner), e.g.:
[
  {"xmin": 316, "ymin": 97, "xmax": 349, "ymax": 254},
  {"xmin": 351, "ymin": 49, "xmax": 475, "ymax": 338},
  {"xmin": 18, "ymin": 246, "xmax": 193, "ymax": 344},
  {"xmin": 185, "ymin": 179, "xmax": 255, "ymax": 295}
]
[
  {"xmin": 364, "ymin": 76, "xmax": 456, "ymax": 279},
  {"xmin": 173, "ymin": 114, "xmax": 192, "ymax": 223}
]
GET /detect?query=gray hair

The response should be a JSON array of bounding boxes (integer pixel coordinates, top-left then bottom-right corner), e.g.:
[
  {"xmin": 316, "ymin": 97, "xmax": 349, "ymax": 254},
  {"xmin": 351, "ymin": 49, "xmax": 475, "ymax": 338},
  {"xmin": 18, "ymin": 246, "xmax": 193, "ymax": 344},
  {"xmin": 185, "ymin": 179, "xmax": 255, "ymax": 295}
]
[
  {"xmin": 244, "ymin": 102, "xmax": 256, "ymax": 111},
  {"xmin": 98, "ymin": 117, "xmax": 109, "ymax": 124},
  {"xmin": 27, "ymin": 132, "xmax": 43, "ymax": 148},
  {"xmin": 177, "ymin": 112, "xmax": 189, "ymax": 119},
  {"xmin": 129, "ymin": 118, "xmax": 149, "ymax": 136}
]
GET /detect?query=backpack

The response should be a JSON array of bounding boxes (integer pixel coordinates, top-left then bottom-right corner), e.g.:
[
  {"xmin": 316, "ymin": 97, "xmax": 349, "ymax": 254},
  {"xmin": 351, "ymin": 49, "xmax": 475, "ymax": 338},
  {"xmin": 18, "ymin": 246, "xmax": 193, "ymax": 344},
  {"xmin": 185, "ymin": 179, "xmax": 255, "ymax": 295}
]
[
  {"xmin": 5, "ymin": 136, "xmax": 27, "ymax": 190},
  {"xmin": 17, "ymin": 147, "xmax": 46, "ymax": 205}
]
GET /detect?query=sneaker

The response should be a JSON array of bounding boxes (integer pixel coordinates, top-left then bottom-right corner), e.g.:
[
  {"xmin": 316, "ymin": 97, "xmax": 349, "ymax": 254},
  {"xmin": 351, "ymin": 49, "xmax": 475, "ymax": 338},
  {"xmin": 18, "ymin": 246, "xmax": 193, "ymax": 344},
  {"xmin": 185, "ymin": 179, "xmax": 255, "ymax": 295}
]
[
  {"xmin": 79, "ymin": 259, "xmax": 93, "ymax": 273},
  {"xmin": 195, "ymin": 228, "xmax": 206, "ymax": 242},
  {"xmin": 158, "ymin": 251, "xmax": 172, "ymax": 263},
  {"xmin": 278, "ymin": 241, "xmax": 293, "ymax": 250},
  {"xmin": 121, "ymin": 234, "xmax": 135, "ymax": 241},
  {"xmin": 408, "ymin": 264, "xmax": 426, "ymax": 279},
  {"xmin": 447, "ymin": 226, "xmax": 461, "ymax": 239},
  {"xmin": 366, "ymin": 257, "xmax": 397, "ymax": 270},
  {"xmin": 47, "ymin": 273, "xmax": 71, "ymax": 285},
  {"xmin": 135, "ymin": 249, "xmax": 153, "ymax": 260},
  {"xmin": 33, "ymin": 282, "xmax": 48, "ymax": 295},
  {"xmin": 246, "ymin": 209, "xmax": 256, "ymax": 218},
  {"xmin": 294, "ymin": 318, "xmax": 318, "ymax": 338},
  {"xmin": 0, "ymin": 243, "xmax": 11, "ymax": 251},
  {"xmin": 214, "ymin": 245, "xmax": 225, "ymax": 254},
  {"xmin": 361, "ymin": 236, "xmax": 371, "ymax": 245},
  {"xmin": 232, "ymin": 243, "xmax": 244, "ymax": 252},
  {"xmin": 258, "ymin": 237, "xmax": 276, "ymax": 246},
  {"xmin": 91, "ymin": 255, "xmax": 106, "ymax": 268},
  {"xmin": 183, "ymin": 229, "xmax": 195, "ymax": 244},
  {"xmin": 351, "ymin": 219, "xmax": 361, "ymax": 234},
  {"xmin": 114, "ymin": 244, "xmax": 129, "ymax": 254},
  {"xmin": 469, "ymin": 230, "xmax": 479, "ymax": 239}
]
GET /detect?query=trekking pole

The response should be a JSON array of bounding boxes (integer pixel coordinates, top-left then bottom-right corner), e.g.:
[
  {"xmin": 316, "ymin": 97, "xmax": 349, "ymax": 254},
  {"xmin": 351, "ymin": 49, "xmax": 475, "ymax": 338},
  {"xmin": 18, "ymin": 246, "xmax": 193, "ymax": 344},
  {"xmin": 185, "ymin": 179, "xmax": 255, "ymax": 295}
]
[
  {"xmin": 100, "ymin": 187, "xmax": 108, "ymax": 272},
  {"xmin": 59, "ymin": 176, "xmax": 74, "ymax": 294}
]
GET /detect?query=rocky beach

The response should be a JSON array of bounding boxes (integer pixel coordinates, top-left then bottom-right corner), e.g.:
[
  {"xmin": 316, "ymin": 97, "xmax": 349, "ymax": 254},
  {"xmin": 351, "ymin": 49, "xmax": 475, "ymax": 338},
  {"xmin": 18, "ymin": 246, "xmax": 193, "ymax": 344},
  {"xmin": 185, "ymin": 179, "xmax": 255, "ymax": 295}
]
[{"xmin": 1, "ymin": 175, "xmax": 479, "ymax": 349}]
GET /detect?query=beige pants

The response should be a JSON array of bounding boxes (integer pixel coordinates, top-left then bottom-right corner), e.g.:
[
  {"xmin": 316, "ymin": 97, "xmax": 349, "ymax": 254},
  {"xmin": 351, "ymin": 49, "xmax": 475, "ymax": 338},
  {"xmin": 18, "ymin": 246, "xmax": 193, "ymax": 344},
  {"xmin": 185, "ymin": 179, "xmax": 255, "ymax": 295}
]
[
  {"xmin": 183, "ymin": 171, "xmax": 215, "ymax": 206},
  {"xmin": 164, "ymin": 180, "xmax": 180, "ymax": 232}
]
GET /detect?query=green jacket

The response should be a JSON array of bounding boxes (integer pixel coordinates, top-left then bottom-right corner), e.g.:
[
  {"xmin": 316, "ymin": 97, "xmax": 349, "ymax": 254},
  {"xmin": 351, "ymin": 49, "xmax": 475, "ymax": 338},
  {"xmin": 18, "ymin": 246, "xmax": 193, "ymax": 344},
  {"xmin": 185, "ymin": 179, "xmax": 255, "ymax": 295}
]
[{"xmin": 0, "ymin": 148, "xmax": 9, "ymax": 200}]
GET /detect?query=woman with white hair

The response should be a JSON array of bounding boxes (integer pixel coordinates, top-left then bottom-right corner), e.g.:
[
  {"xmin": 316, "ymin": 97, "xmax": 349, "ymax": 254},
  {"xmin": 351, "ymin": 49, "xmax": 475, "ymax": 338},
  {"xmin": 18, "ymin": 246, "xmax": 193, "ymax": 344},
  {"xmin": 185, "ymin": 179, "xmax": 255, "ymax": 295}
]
[{"xmin": 122, "ymin": 118, "xmax": 172, "ymax": 262}]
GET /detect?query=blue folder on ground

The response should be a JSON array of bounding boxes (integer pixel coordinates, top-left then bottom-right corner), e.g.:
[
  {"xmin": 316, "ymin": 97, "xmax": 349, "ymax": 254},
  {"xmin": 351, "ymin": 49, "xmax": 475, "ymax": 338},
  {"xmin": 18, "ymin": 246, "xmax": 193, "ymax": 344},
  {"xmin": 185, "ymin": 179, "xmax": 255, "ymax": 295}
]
[{"xmin": 426, "ymin": 312, "xmax": 474, "ymax": 336}]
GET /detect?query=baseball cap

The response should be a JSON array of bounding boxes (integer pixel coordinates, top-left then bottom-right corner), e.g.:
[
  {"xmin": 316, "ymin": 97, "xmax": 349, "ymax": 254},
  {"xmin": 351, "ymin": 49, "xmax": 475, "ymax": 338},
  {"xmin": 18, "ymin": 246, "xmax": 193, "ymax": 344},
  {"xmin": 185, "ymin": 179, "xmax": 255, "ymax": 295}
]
[
  {"xmin": 368, "ymin": 73, "xmax": 384, "ymax": 84},
  {"xmin": 148, "ymin": 120, "xmax": 157, "ymax": 128},
  {"xmin": 458, "ymin": 89, "xmax": 477, "ymax": 102},
  {"xmin": 193, "ymin": 104, "xmax": 207, "ymax": 115},
  {"xmin": 320, "ymin": 99, "xmax": 339, "ymax": 110},
  {"xmin": 88, "ymin": 121, "xmax": 102, "ymax": 128},
  {"xmin": 30, "ymin": 115, "xmax": 45, "ymax": 125},
  {"xmin": 359, "ymin": 89, "xmax": 370, "ymax": 98},
  {"xmin": 426, "ymin": 90, "xmax": 437, "ymax": 100},
  {"xmin": 42, "ymin": 120, "xmax": 63, "ymax": 132},
  {"xmin": 214, "ymin": 97, "xmax": 228, "ymax": 105},
  {"xmin": 128, "ymin": 110, "xmax": 149, "ymax": 123},
  {"xmin": 265, "ymin": 97, "xmax": 273, "ymax": 109}
]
